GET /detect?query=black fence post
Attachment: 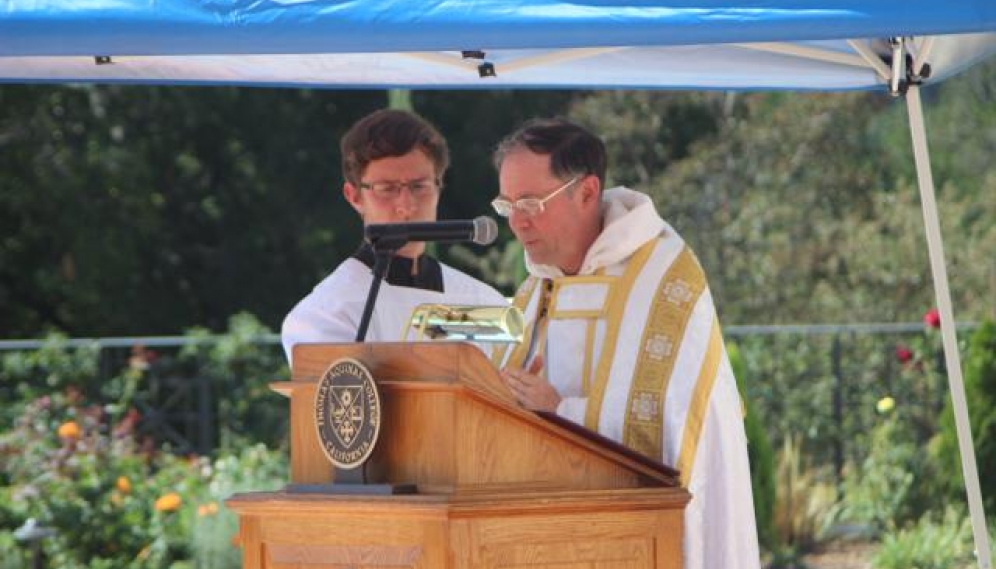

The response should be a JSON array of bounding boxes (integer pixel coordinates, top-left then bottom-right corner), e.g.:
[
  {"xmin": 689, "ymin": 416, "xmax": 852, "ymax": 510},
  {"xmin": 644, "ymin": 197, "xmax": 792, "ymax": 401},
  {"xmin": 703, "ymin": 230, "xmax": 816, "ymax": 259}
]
[
  {"xmin": 197, "ymin": 375, "xmax": 214, "ymax": 455},
  {"xmin": 831, "ymin": 334, "xmax": 844, "ymax": 482}
]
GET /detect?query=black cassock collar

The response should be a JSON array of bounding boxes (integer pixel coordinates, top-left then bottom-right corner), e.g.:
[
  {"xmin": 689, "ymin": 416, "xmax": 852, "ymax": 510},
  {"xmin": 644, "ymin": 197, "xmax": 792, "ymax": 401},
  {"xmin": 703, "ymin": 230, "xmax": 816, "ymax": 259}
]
[{"xmin": 352, "ymin": 243, "xmax": 444, "ymax": 293}]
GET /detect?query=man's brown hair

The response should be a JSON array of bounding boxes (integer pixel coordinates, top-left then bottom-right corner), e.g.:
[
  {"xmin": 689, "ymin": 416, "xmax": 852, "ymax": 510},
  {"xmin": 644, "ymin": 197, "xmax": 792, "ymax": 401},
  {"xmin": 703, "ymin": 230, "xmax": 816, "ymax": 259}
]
[
  {"xmin": 340, "ymin": 109, "xmax": 449, "ymax": 186},
  {"xmin": 493, "ymin": 117, "xmax": 607, "ymax": 189}
]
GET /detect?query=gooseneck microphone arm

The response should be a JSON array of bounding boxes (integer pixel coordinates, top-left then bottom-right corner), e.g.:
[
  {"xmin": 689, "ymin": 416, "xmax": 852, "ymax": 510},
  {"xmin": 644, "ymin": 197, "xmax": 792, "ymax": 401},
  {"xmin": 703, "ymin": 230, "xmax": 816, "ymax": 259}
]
[{"xmin": 354, "ymin": 217, "xmax": 498, "ymax": 343}]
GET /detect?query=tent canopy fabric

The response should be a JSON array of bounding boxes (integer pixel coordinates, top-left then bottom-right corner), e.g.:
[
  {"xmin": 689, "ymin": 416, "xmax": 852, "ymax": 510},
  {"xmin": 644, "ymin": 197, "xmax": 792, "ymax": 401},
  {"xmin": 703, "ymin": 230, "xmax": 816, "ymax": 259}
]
[{"xmin": 1, "ymin": 0, "xmax": 995, "ymax": 90}]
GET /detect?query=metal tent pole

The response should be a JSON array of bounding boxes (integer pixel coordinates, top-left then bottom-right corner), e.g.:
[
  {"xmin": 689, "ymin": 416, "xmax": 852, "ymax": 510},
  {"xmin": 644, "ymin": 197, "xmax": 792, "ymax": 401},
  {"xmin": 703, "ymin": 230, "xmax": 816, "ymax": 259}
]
[{"xmin": 906, "ymin": 84, "xmax": 992, "ymax": 569}]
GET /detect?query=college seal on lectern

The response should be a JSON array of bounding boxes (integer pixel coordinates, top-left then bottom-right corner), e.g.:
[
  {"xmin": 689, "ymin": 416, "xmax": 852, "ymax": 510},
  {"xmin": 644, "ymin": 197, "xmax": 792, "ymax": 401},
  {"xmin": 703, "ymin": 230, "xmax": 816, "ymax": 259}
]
[{"xmin": 313, "ymin": 358, "xmax": 381, "ymax": 469}]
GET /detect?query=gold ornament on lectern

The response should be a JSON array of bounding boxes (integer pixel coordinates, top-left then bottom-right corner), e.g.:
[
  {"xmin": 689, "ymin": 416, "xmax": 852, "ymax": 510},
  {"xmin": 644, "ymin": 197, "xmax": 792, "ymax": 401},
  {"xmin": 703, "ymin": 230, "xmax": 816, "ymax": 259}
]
[{"xmin": 404, "ymin": 304, "xmax": 524, "ymax": 344}]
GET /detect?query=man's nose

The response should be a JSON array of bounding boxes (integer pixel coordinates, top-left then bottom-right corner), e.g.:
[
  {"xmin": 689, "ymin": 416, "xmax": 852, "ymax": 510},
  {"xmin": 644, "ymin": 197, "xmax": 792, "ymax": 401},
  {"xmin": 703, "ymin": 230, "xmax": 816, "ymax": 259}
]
[
  {"xmin": 394, "ymin": 187, "xmax": 418, "ymax": 215},
  {"xmin": 508, "ymin": 208, "xmax": 531, "ymax": 231}
]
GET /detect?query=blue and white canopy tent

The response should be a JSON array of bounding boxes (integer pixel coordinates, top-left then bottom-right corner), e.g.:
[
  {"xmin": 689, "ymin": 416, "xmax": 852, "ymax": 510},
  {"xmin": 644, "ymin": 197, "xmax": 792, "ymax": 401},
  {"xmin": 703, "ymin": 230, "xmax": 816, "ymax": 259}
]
[
  {"xmin": 1, "ymin": 1, "xmax": 995, "ymax": 90},
  {"xmin": 3, "ymin": 1, "xmax": 996, "ymax": 564}
]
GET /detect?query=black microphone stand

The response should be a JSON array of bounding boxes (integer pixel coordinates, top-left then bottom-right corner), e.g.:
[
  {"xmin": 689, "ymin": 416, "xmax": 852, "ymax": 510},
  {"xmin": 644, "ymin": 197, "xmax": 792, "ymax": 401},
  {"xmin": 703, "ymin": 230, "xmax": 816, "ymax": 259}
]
[{"xmin": 354, "ymin": 236, "xmax": 406, "ymax": 342}]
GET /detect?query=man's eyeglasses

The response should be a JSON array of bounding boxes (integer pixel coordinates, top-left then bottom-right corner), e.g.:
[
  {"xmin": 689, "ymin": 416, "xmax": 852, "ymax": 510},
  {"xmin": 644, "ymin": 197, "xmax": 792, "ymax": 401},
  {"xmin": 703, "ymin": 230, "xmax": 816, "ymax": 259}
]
[
  {"xmin": 358, "ymin": 178, "xmax": 439, "ymax": 200},
  {"xmin": 491, "ymin": 176, "xmax": 580, "ymax": 218}
]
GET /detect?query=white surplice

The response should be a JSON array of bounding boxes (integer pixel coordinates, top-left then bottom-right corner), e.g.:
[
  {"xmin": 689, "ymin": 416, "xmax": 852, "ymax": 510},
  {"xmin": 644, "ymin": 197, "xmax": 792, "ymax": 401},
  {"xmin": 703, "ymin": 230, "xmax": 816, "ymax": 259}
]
[
  {"xmin": 281, "ymin": 257, "xmax": 507, "ymax": 364},
  {"xmin": 504, "ymin": 187, "xmax": 760, "ymax": 569}
]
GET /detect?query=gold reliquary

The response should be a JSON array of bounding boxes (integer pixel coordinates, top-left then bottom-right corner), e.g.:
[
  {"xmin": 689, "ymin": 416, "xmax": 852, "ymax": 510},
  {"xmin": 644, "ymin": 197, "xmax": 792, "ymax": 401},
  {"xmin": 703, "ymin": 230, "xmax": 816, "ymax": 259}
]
[{"xmin": 405, "ymin": 304, "xmax": 524, "ymax": 344}]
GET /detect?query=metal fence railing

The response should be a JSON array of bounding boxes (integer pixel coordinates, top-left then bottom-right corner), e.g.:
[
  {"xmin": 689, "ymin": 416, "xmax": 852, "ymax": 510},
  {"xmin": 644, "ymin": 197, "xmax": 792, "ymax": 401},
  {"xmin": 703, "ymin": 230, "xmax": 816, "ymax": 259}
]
[{"xmin": 0, "ymin": 323, "xmax": 979, "ymax": 475}]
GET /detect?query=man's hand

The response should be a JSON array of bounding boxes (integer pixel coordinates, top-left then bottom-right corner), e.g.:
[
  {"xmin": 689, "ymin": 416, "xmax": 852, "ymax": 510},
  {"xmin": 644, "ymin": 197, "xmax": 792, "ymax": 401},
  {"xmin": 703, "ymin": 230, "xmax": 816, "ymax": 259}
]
[{"xmin": 501, "ymin": 355, "xmax": 561, "ymax": 412}]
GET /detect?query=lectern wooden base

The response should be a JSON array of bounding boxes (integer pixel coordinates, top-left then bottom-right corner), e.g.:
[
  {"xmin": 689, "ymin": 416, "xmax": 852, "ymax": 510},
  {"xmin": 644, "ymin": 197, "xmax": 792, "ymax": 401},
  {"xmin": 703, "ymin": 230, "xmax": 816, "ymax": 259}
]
[{"xmin": 228, "ymin": 487, "xmax": 687, "ymax": 569}]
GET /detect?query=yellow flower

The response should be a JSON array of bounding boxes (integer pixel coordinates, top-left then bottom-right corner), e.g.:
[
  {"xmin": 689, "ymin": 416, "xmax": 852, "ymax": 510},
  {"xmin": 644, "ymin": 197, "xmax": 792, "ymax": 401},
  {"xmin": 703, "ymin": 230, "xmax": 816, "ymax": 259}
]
[
  {"xmin": 876, "ymin": 396, "xmax": 896, "ymax": 414},
  {"xmin": 197, "ymin": 501, "xmax": 219, "ymax": 517},
  {"xmin": 57, "ymin": 421, "xmax": 81, "ymax": 440},
  {"xmin": 154, "ymin": 492, "xmax": 182, "ymax": 512},
  {"xmin": 116, "ymin": 476, "xmax": 132, "ymax": 494}
]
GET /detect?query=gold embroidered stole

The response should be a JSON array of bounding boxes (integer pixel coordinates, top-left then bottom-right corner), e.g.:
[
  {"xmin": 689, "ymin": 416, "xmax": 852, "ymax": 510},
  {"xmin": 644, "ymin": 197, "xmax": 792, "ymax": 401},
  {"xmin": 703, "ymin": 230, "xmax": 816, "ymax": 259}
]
[
  {"xmin": 620, "ymin": 246, "xmax": 709, "ymax": 468},
  {"xmin": 501, "ymin": 242, "xmax": 728, "ymax": 485}
]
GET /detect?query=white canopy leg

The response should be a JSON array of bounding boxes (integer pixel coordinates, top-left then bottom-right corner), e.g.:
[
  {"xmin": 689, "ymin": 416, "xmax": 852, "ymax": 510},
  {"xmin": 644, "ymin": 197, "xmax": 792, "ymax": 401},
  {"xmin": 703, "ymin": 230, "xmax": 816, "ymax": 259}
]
[{"xmin": 906, "ymin": 84, "xmax": 992, "ymax": 569}]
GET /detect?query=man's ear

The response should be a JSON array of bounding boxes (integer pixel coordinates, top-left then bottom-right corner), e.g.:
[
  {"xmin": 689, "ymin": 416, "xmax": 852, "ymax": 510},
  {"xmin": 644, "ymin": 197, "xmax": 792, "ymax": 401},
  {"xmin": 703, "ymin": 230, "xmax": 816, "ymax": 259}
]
[
  {"xmin": 343, "ymin": 182, "xmax": 363, "ymax": 216},
  {"xmin": 579, "ymin": 175, "xmax": 601, "ymax": 206}
]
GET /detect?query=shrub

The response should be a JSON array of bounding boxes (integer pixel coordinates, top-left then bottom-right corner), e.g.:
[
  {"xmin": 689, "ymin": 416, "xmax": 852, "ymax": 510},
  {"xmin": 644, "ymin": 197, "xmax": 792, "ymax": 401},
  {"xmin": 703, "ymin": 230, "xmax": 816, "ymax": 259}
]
[
  {"xmin": 0, "ymin": 391, "xmax": 201, "ymax": 567},
  {"xmin": 731, "ymin": 324, "xmax": 953, "ymax": 481},
  {"xmin": 0, "ymin": 388, "xmax": 287, "ymax": 568},
  {"xmin": 771, "ymin": 435, "xmax": 837, "ymax": 559},
  {"xmin": 178, "ymin": 313, "xmax": 289, "ymax": 451},
  {"xmin": 0, "ymin": 336, "xmax": 101, "ymax": 431},
  {"xmin": 935, "ymin": 320, "xmax": 996, "ymax": 514},
  {"xmin": 0, "ymin": 314, "xmax": 290, "ymax": 568},
  {"xmin": 187, "ymin": 445, "xmax": 287, "ymax": 568},
  {"xmin": 728, "ymin": 342, "xmax": 777, "ymax": 550},
  {"xmin": 832, "ymin": 411, "xmax": 937, "ymax": 533},
  {"xmin": 872, "ymin": 506, "xmax": 975, "ymax": 569}
]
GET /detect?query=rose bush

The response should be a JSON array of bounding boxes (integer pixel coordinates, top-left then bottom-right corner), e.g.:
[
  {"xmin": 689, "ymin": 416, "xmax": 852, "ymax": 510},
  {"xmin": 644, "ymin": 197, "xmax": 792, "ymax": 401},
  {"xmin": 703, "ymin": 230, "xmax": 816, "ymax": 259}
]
[{"xmin": 0, "ymin": 315, "xmax": 288, "ymax": 568}]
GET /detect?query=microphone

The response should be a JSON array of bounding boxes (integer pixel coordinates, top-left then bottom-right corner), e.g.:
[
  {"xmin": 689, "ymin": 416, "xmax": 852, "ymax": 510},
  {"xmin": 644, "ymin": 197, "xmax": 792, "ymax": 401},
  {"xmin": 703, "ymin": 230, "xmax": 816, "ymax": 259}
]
[{"xmin": 365, "ymin": 216, "xmax": 498, "ymax": 249}]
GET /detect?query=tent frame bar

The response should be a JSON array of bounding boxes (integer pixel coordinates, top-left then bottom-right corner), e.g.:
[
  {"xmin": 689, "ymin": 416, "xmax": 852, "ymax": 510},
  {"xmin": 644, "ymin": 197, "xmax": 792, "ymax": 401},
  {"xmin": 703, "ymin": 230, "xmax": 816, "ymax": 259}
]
[
  {"xmin": 906, "ymin": 82, "xmax": 993, "ymax": 569},
  {"xmin": 846, "ymin": 39, "xmax": 891, "ymax": 80},
  {"xmin": 733, "ymin": 42, "xmax": 874, "ymax": 72}
]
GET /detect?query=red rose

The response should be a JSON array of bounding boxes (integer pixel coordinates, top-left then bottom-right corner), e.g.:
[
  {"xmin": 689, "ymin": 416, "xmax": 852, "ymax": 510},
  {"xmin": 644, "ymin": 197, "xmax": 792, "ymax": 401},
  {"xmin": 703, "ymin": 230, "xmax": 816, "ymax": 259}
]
[
  {"xmin": 923, "ymin": 308, "xmax": 941, "ymax": 329},
  {"xmin": 896, "ymin": 346, "xmax": 914, "ymax": 364}
]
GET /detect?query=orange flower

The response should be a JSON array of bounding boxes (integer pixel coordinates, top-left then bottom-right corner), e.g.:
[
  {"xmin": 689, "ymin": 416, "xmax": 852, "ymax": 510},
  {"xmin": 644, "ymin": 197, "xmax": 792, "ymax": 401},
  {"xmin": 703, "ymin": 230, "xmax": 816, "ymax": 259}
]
[
  {"xmin": 197, "ymin": 502, "xmax": 219, "ymax": 517},
  {"xmin": 58, "ymin": 421, "xmax": 81, "ymax": 440},
  {"xmin": 154, "ymin": 492, "xmax": 182, "ymax": 512},
  {"xmin": 116, "ymin": 476, "xmax": 132, "ymax": 494}
]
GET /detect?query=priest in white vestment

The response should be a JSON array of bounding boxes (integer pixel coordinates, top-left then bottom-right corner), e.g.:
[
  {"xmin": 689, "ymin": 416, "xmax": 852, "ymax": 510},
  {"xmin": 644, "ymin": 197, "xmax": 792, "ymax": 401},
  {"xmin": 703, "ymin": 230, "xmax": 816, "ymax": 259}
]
[
  {"xmin": 490, "ymin": 118, "xmax": 760, "ymax": 569},
  {"xmin": 281, "ymin": 109, "xmax": 506, "ymax": 364}
]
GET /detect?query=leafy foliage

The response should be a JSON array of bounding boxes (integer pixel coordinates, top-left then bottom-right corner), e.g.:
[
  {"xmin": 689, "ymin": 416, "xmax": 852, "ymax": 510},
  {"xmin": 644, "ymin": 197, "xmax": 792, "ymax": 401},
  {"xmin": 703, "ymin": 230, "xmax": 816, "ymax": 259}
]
[
  {"xmin": 0, "ymin": 320, "xmax": 287, "ymax": 568},
  {"xmin": 871, "ymin": 506, "xmax": 976, "ymax": 569},
  {"xmin": 770, "ymin": 435, "xmax": 837, "ymax": 562},
  {"xmin": 0, "ymin": 87, "xmax": 577, "ymax": 338},
  {"xmin": 833, "ymin": 414, "xmax": 934, "ymax": 533},
  {"xmin": 936, "ymin": 320, "xmax": 996, "ymax": 514},
  {"xmin": 570, "ymin": 62, "xmax": 996, "ymax": 327},
  {"xmin": 0, "ymin": 85, "xmax": 387, "ymax": 338},
  {"xmin": 0, "ymin": 389, "xmax": 273, "ymax": 568},
  {"xmin": 728, "ymin": 342, "xmax": 777, "ymax": 549},
  {"xmin": 175, "ymin": 313, "xmax": 289, "ymax": 451}
]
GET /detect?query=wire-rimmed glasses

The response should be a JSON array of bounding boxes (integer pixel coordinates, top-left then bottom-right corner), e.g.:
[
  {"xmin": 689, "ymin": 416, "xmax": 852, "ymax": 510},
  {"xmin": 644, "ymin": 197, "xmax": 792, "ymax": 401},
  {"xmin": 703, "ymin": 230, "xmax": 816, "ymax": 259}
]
[
  {"xmin": 491, "ymin": 176, "xmax": 580, "ymax": 218},
  {"xmin": 358, "ymin": 178, "xmax": 439, "ymax": 201}
]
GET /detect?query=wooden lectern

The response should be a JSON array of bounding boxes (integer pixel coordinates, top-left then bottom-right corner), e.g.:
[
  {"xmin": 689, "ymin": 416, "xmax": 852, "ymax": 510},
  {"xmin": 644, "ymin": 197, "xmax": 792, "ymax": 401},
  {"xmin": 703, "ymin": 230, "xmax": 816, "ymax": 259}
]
[{"xmin": 227, "ymin": 343, "xmax": 689, "ymax": 569}]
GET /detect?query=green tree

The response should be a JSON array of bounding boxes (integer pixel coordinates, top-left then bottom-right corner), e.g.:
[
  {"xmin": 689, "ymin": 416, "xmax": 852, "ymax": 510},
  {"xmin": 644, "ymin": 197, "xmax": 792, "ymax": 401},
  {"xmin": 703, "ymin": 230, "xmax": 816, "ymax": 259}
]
[
  {"xmin": 0, "ymin": 86, "xmax": 577, "ymax": 336},
  {"xmin": 935, "ymin": 320, "xmax": 996, "ymax": 514},
  {"xmin": 0, "ymin": 85, "xmax": 386, "ymax": 338},
  {"xmin": 569, "ymin": 64, "xmax": 996, "ymax": 327}
]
